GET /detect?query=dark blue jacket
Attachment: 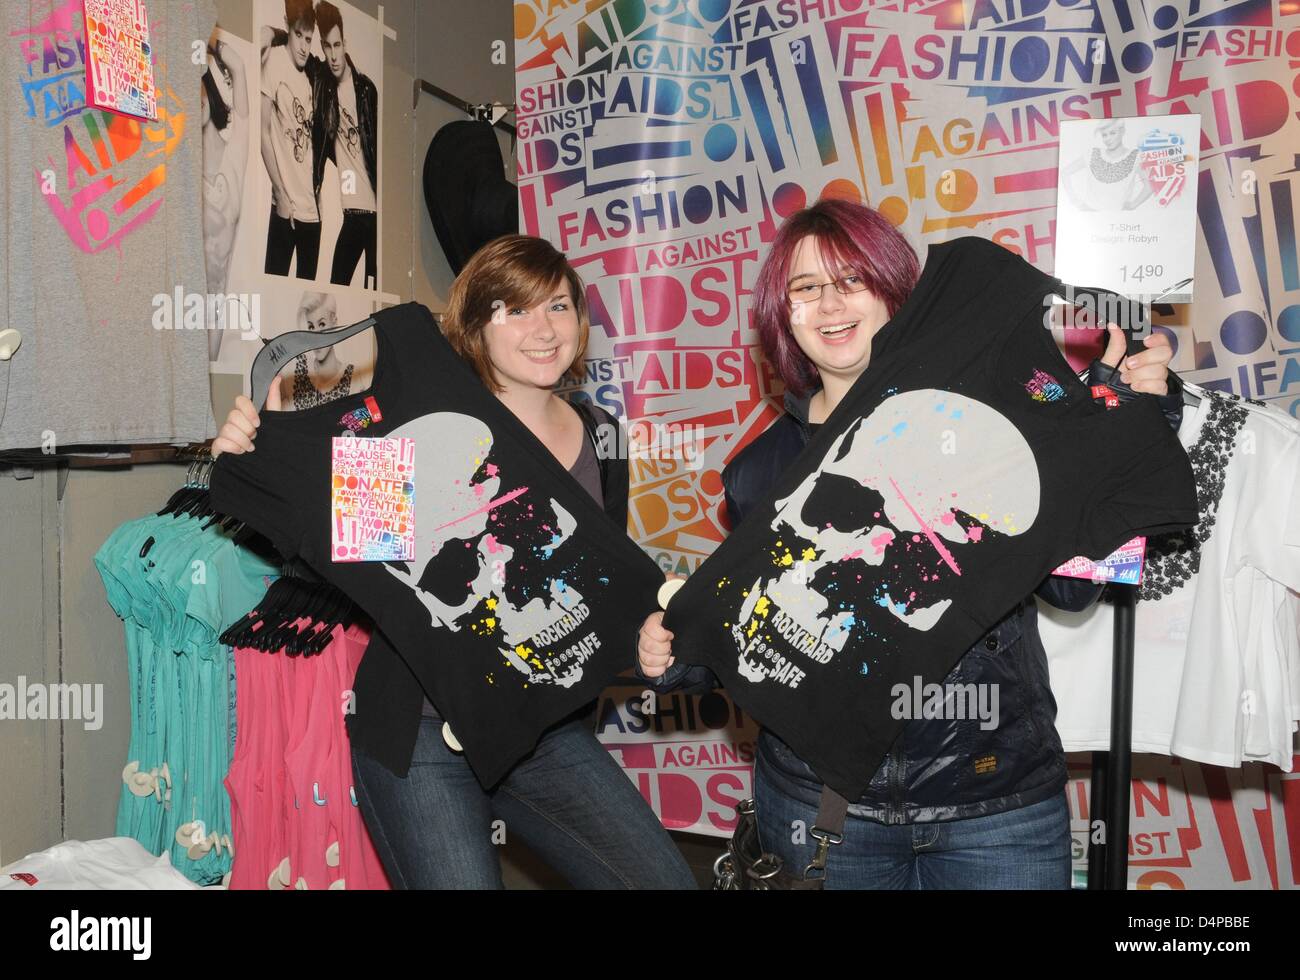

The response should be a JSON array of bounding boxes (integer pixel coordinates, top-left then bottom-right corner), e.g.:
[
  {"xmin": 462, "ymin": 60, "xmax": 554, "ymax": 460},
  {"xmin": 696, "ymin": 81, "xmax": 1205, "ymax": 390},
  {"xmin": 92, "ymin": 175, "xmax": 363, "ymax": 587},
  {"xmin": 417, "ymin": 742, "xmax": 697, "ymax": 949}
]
[{"xmin": 641, "ymin": 380, "xmax": 1183, "ymax": 824}]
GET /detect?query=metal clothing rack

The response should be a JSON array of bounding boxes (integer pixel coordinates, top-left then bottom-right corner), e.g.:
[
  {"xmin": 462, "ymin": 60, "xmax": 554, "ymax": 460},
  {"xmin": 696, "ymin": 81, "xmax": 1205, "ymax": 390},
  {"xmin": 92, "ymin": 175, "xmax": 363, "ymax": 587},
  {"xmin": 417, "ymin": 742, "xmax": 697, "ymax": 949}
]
[
  {"xmin": 1081, "ymin": 284, "xmax": 1190, "ymax": 890},
  {"xmin": 413, "ymin": 77, "xmax": 516, "ymax": 136},
  {"xmin": 1086, "ymin": 583, "xmax": 1137, "ymax": 889}
]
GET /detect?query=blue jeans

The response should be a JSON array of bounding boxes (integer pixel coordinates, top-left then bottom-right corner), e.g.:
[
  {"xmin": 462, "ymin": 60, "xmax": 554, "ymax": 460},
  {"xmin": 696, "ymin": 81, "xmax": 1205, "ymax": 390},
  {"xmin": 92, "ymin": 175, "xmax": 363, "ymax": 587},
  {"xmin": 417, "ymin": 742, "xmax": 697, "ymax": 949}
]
[
  {"xmin": 351, "ymin": 713, "xmax": 697, "ymax": 889},
  {"xmin": 754, "ymin": 757, "xmax": 1071, "ymax": 889}
]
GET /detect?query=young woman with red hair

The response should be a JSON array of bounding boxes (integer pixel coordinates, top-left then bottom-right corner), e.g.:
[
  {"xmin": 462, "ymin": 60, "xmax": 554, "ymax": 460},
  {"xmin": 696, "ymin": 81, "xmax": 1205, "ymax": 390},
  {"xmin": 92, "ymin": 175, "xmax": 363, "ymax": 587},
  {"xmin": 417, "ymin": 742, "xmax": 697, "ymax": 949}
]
[{"xmin": 637, "ymin": 198, "xmax": 1185, "ymax": 889}]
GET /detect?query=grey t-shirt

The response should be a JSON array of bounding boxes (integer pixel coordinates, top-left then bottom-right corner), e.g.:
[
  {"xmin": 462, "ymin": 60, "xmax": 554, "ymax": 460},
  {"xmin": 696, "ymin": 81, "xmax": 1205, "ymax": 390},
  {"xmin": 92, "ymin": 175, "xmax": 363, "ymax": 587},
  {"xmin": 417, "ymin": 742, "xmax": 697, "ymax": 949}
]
[
  {"xmin": 421, "ymin": 424, "xmax": 603, "ymax": 718},
  {"xmin": 0, "ymin": 1, "xmax": 218, "ymax": 450}
]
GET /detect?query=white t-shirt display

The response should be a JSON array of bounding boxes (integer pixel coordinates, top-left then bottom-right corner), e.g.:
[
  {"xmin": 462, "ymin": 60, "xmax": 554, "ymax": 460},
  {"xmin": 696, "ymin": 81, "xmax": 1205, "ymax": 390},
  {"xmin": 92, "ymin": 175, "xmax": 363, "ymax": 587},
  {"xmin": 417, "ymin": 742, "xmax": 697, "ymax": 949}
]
[
  {"xmin": 335, "ymin": 67, "xmax": 375, "ymax": 213},
  {"xmin": 1235, "ymin": 567, "xmax": 1300, "ymax": 764},
  {"xmin": 0, "ymin": 837, "xmax": 202, "ymax": 890},
  {"xmin": 261, "ymin": 44, "xmax": 318, "ymax": 222},
  {"xmin": 1041, "ymin": 389, "xmax": 1300, "ymax": 770}
]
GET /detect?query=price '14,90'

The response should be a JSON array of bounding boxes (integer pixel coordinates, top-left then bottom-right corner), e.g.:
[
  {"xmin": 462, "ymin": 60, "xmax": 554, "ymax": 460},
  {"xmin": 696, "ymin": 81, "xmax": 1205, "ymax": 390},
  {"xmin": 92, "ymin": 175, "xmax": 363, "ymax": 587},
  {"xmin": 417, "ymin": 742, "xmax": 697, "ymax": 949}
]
[{"xmin": 1120, "ymin": 264, "xmax": 1164, "ymax": 282}]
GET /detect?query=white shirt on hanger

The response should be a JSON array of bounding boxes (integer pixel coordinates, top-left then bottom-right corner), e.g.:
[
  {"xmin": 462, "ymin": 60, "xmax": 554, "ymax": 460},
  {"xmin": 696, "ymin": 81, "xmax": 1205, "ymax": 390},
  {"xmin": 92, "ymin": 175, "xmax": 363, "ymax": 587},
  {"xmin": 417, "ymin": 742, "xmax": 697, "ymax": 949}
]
[{"xmin": 1040, "ymin": 389, "xmax": 1300, "ymax": 770}]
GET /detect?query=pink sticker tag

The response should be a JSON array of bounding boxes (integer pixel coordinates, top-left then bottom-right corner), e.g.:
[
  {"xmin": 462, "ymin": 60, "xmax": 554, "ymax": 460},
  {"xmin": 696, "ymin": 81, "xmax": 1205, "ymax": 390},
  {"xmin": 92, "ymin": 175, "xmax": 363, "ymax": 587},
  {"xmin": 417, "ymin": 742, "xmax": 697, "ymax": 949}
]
[{"xmin": 1052, "ymin": 536, "xmax": 1146, "ymax": 585}]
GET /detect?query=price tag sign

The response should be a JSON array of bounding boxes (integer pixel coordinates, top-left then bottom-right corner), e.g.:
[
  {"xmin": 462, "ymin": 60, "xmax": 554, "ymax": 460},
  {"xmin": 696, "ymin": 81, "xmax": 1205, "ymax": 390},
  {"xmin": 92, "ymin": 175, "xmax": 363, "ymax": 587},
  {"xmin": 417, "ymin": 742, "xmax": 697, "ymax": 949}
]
[{"xmin": 1054, "ymin": 114, "xmax": 1200, "ymax": 305}]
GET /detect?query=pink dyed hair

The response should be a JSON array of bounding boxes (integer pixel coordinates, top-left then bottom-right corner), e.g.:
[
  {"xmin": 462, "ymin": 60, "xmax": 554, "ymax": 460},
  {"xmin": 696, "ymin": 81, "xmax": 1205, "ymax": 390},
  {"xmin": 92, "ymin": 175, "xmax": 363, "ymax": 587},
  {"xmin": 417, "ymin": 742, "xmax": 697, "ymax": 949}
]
[{"xmin": 753, "ymin": 199, "xmax": 920, "ymax": 397}]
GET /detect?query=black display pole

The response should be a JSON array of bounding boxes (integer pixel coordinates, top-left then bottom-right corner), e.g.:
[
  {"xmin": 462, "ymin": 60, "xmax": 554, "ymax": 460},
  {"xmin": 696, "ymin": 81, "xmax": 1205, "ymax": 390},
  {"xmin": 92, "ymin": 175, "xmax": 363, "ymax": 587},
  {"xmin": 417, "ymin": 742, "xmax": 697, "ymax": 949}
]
[
  {"xmin": 1080, "ymin": 290, "xmax": 1184, "ymax": 890},
  {"xmin": 1086, "ymin": 747, "xmax": 1108, "ymax": 888},
  {"xmin": 1105, "ymin": 583, "xmax": 1138, "ymax": 888}
]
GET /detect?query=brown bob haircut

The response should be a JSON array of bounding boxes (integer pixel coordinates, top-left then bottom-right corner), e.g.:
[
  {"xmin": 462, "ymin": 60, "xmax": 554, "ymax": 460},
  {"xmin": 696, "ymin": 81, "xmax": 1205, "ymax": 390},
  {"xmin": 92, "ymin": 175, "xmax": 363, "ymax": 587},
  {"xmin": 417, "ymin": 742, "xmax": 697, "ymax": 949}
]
[{"xmin": 441, "ymin": 235, "xmax": 590, "ymax": 394}]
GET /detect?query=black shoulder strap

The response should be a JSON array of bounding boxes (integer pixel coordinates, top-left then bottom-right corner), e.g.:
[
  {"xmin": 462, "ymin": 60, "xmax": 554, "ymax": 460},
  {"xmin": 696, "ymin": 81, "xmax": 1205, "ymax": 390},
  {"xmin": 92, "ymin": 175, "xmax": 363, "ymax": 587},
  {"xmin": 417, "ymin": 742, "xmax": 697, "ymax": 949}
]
[
  {"xmin": 794, "ymin": 785, "xmax": 849, "ymax": 885},
  {"xmin": 250, "ymin": 317, "xmax": 376, "ymax": 410}
]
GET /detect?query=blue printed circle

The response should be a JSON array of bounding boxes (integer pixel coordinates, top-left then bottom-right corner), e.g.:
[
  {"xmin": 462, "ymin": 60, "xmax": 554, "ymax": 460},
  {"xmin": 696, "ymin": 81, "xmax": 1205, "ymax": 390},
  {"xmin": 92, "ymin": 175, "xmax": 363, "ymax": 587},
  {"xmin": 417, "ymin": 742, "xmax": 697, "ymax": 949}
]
[
  {"xmin": 1279, "ymin": 303, "xmax": 1300, "ymax": 343},
  {"xmin": 1154, "ymin": 5, "xmax": 1179, "ymax": 29},
  {"xmin": 704, "ymin": 124, "xmax": 737, "ymax": 162},
  {"xmin": 1122, "ymin": 41, "xmax": 1153, "ymax": 73},
  {"xmin": 1010, "ymin": 36, "xmax": 1051, "ymax": 83},
  {"xmin": 699, "ymin": 0, "xmax": 731, "ymax": 21},
  {"xmin": 683, "ymin": 184, "xmax": 714, "ymax": 224},
  {"xmin": 1153, "ymin": 325, "xmax": 1177, "ymax": 357},
  {"xmin": 773, "ymin": 182, "xmax": 806, "ymax": 218},
  {"xmin": 535, "ymin": 139, "xmax": 559, "ymax": 170},
  {"xmin": 1220, "ymin": 310, "xmax": 1267, "ymax": 355}
]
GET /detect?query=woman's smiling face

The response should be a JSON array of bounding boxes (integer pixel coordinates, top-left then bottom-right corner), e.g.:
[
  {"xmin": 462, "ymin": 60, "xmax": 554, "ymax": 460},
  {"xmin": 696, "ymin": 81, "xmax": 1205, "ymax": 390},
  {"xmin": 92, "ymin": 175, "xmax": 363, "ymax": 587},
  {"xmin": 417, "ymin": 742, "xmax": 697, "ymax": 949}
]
[
  {"xmin": 785, "ymin": 235, "xmax": 892, "ymax": 386},
  {"xmin": 482, "ymin": 285, "xmax": 581, "ymax": 391}
]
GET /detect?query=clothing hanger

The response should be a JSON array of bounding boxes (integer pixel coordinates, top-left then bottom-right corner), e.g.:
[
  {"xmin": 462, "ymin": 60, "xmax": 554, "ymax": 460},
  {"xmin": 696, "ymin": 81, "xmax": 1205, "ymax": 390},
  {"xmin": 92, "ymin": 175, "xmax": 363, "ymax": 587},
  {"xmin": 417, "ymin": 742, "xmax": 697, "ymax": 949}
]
[
  {"xmin": 145, "ymin": 455, "xmax": 210, "ymax": 555},
  {"xmin": 290, "ymin": 585, "xmax": 338, "ymax": 654},
  {"xmin": 249, "ymin": 317, "xmax": 377, "ymax": 411},
  {"xmin": 262, "ymin": 581, "xmax": 315, "ymax": 651},
  {"xmin": 1140, "ymin": 277, "xmax": 1199, "ymax": 409},
  {"xmin": 1051, "ymin": 275, "xmax": 1199, "ymax": 405},
  {"xmin": 220, "ymin": 574, "xmax": 303, "ymax": 648},
  {"xmin": 1181, "ymin": 378, "xmax": 1209, "ymax": 408},
  {"xmin": 413, "ymin": 77, "xmax": 516, "ymax": 136},
  {"xmin": 156, "ymin": 459, "xmax": 200, "ymax": 519}
]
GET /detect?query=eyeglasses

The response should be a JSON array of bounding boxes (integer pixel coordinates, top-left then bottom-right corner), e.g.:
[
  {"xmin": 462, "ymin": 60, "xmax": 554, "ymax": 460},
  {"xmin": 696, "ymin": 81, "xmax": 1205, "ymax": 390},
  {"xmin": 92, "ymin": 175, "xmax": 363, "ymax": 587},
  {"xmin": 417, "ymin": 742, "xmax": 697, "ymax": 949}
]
[{"xmin": 787, "ymin": 274, "xmax": 869, "ymax": 305}]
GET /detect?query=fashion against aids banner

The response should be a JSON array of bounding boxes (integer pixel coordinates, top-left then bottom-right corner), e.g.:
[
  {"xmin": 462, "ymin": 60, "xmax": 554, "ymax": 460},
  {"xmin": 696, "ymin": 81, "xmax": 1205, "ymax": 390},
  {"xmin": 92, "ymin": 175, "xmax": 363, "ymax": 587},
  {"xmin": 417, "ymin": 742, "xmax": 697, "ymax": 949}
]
[
  {"xmin": 515, "ymin": 0, "xmax": 1300, "ymax": 873},
  {"xmin": 1065, "ymin": 755, "xmax": 1300, "ymax": 890},
  {"xmin": 515, "ymin": 0, "xmax": 1300, "ymax": 579},
  {"xmin": 595, "ymin": 684, "xmax": 759, "ymax": 836}
]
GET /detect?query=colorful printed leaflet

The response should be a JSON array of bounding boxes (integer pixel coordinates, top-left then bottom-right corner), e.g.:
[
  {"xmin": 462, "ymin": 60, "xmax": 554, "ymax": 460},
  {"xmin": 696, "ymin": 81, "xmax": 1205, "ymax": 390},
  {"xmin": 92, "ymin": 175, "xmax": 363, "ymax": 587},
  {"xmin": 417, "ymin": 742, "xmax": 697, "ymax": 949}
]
[
  {"xmin": 84, "ymin": 0, "xmax": 157, "ymax": 119},
  {"xmin": 331, "ymin": 437, "xmax": 414, "ymax": 562}
]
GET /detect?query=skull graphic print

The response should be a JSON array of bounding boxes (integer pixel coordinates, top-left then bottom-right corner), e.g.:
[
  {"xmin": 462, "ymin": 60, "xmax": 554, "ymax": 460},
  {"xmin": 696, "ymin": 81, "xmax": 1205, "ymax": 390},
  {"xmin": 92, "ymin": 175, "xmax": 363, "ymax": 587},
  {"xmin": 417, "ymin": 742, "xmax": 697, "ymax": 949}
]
[
  {"xmin": 730, "ymin": 389, "xmax": 1041, "ymax": 688},
  {"xmin": 381, "ymin": 412, "xmax": 595, "ymax": 688}
]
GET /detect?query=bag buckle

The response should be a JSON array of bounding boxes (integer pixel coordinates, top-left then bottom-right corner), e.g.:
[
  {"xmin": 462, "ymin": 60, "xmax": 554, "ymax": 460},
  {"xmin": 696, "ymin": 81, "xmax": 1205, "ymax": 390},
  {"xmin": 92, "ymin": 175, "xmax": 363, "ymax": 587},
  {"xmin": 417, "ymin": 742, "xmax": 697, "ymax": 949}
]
[
  {"xmin": 712, "ymin": 852, "xmax": 740, "ymax": 890},
  {"xmin": 745, "ymin": 853, "xmax": 785, "ymax": 888},
  {"xmin": 803, "ymin": 825, "xmax": 843, "ymax": 880}
]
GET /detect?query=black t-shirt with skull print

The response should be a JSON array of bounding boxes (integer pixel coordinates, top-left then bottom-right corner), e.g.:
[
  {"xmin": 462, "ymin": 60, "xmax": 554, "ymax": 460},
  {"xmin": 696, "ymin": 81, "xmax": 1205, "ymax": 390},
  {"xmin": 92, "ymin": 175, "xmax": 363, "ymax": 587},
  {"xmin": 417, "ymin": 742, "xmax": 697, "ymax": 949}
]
[
  {"xmin": 210, "ymin": 302, "xmax": 663, "ymax": 789},
  {"xmin": 663, "ymin": 236, "xmax": 1200, "ymax": 801}
]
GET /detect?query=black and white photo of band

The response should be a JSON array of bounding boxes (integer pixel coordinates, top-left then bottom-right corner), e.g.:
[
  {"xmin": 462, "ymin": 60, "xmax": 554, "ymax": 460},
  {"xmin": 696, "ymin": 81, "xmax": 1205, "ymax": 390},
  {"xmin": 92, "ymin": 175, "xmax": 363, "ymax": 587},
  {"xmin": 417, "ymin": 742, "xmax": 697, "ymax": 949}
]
[{"xmin": 254, "ymin": 0, "xmax": 382, "ymax": 290}]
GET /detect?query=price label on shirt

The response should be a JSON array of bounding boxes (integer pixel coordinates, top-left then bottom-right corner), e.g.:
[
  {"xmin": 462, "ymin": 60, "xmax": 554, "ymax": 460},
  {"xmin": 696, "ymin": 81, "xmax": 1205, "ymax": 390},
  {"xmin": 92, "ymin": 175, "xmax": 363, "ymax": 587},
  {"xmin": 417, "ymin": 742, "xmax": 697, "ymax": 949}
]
[{"xmin": 331, "ymin": 436, "xmax": 415, "ymax": 562}]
